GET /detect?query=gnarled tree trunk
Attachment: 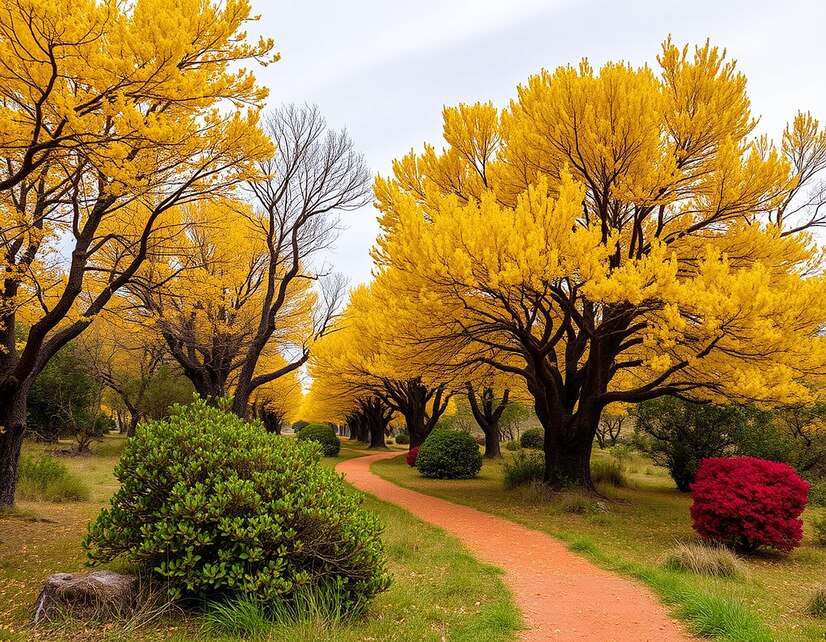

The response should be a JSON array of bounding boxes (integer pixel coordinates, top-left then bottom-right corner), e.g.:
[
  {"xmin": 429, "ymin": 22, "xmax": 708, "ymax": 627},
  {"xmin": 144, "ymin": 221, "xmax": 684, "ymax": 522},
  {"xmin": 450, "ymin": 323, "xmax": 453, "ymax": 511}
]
[{"xmin": 466, "ymin": 384, "xmax": 509, "ymax": 458}]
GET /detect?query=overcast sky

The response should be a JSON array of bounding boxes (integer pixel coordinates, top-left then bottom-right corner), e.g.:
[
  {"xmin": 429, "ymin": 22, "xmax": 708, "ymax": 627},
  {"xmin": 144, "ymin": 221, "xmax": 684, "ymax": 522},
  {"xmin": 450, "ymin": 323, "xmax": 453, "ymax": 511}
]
[{"xmin": 249, "ymin": 0, "xmax": 826, "ymax": 288}]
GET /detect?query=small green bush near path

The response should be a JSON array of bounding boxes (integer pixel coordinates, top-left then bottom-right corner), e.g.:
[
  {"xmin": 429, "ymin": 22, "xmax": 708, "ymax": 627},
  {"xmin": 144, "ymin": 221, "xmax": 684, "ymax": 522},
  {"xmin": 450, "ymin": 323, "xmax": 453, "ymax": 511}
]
[
  {"xmin": 519, "ymin": 427, "xmax": 543, "ymax": 449},
  {"xmin": 15, "ymin": 453, "xmax": 90, "ymax": 502},
  {"xmin": 416, "ymin": 430, "xmax": 482, "ymax": 479},
  {"xmin": 393, "ymin": 431, "xmax": 409, "ymax": 445},
  {"xmin": 84, "ymin": 399, "xmax": 387, "ymax": 610},
  {"xmin": 297, "ymin": 422, "xmax": 341, "ymax": 456}
]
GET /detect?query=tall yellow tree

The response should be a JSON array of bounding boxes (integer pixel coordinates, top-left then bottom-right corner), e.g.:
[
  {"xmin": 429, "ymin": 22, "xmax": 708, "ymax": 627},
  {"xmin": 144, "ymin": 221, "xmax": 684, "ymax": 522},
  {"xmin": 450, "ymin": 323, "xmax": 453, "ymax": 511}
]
[
  {"xmin": 127, "ymin": 198, "xmax": 316, "ymax": 401},
  {"xmin": 0, "ymin": 0, "xmax": 274, "ymax": 504},
  {"xmin": 373, "ymin": 40, "xmax": 826, "ymax": 487},
  {"xmin": 306, "ymin": 284, "xmax": 451, "ymax": 448}
]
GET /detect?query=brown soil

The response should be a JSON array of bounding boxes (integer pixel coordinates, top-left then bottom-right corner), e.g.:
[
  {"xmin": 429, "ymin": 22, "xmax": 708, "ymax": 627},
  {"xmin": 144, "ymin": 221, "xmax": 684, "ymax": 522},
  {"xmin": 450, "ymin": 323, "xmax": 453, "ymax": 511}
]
[{"xmin": 337, "ymin": 451, "xmax": 697, "ymax": 642}]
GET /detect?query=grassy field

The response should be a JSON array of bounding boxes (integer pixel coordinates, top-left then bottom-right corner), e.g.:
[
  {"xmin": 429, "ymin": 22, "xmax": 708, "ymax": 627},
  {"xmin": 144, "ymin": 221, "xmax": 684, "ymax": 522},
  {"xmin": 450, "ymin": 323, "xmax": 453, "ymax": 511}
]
[
  {"xmin": 0, "ymin": 435, "xmax": 521, "ymax": 642},
  {"xmin": 373, "ymin": 448, "xmax": 826, "ymax": 642}
]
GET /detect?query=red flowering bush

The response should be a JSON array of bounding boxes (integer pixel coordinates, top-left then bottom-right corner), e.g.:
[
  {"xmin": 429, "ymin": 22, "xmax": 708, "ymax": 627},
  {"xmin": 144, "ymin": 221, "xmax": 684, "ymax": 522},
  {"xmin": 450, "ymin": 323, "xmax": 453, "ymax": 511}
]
[
  {"xmin": 406, "ymin": 447, "xmax": 419, "ymax": 467},
  {"xmin": 690, "ymin": 456, "xmax": 809, "ymax": 552}
]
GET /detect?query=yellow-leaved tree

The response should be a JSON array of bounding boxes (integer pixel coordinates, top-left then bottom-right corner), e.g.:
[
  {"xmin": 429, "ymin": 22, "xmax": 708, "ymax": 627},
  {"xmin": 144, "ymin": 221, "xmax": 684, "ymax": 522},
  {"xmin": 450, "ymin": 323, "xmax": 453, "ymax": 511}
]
[
  {"xmin": 305, "ymin": 284, "xmax": 452, "ymax": 449},
  {"xmin": 0, "ymin": 0, "xmax": 275, "ymax": 504},
  {"xmin": 373, "ymin": 40, "xmax": 826, "ymax": 487}
]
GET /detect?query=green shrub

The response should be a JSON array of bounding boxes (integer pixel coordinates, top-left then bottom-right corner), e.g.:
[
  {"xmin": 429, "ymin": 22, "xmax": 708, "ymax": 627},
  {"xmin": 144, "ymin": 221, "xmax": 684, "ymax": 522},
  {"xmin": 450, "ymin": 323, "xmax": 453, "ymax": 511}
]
[
  {"xmin": 296, "ymin": 423, "xmax": 341, "ymax": 457},
  {"xmin": 394, "ymin": 432, "xmax": 410, "ymax": 445},
  {"xmin": 807, "ymin": 585, "xmax": 826, "ymax": 618},
  {"xmin": 662, "ymin": 542, "xmax": 744, "ymax": 578},
  {"xmin": 590, "ymin": 459, "xmax": 627, "ymax": 487},
  {"xmin": 416, "ymin": 430, "xmax": 482, "ymax": 479},
  {"xmin": 809, "ymin": 479, "xmax": 826, "ymax": 506},
  {"xmin": 519, "ymin": 427, "xmax": 544, "ymax": 449},
  {"xmin": 84, "ymin": 399, "xmax": 389, "ymax": 610},
  {"xmin": 812, "ymin": 514, "xmax": 826, "ymax": 546},
  {"xmin": 15, "ymin": 454, "xmax": 90, "ymax": 502},
  {"xmin": 503, "ymin": 439, "xmax": 520, "ymax": 452},
  {"xmin": 292, "ymin": 420, "xmax": 310, "ymax": 432},
  {"xmin": 503, "ymin": 450, "xmax": 544, "ymax": 489}
]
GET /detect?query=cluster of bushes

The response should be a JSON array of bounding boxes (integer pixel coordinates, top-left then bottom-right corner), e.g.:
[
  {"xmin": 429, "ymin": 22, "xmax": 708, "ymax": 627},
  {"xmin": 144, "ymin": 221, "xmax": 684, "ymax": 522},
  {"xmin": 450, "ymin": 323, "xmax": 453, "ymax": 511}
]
[
  {"xmin": 296, "ymin": 423, "xmax": 341, "ymax": 456},
  {"xmin": 394, "ymin": 431, "xmax": 410, "ymax": 445},
  {"xmin": 84, "ymin": 399, "xmax": 390, "ymax": 612}
]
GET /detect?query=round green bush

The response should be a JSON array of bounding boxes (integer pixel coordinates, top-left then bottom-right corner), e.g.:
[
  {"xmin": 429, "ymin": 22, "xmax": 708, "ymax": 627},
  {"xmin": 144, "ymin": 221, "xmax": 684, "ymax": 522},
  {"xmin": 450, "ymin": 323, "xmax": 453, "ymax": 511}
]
[
  {"xmin": 520, "ymin": 427, "xmax": 544, "ymax": 449},
  {"xmin": 83, "ymin": 399, "xmax": 389, "ymax": 610},
  {"xmin": 394, "ymin": 432, "xmax": 410, "ymax": 445},
  {"xmin": 416, "ymin": 430, "xmax": 482, "ymax": 479},
  {"xmin": 296, "ymin": 422, "xmax": 341, "ymax": 456}
]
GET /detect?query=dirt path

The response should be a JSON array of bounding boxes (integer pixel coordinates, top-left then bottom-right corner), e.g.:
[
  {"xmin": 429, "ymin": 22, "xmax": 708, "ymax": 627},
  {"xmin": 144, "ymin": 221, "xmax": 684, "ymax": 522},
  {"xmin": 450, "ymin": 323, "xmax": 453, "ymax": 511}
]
[{"xmin": 337, "ymin": 451, "xmax": 696, "ymax": 642}]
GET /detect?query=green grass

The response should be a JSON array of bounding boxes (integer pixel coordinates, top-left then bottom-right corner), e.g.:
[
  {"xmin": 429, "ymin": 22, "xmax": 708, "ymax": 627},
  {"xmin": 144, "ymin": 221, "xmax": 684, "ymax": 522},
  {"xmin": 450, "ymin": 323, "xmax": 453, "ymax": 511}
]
[
  {"xmin": 372, "ymin": 447, "xmax": 826, "ymax": 642},
  {"xmin": 15, "ymin": 453, "xmax": 90, "ymax": 503},
  {"xmin": 0, "ymin": 436, "xmax": 520, "ymax": 641}
]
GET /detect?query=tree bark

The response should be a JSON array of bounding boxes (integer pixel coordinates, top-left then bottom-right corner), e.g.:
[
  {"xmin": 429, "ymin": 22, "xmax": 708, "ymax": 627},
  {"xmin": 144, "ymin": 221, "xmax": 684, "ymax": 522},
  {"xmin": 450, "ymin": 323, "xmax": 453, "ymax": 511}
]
[
  {"xmin": 539, "ymin": 412, "xmax": 598, "ymax": 489},
  {"xmin": 0, "ymin": 391, "xmax": 28, "ymax": 506}
]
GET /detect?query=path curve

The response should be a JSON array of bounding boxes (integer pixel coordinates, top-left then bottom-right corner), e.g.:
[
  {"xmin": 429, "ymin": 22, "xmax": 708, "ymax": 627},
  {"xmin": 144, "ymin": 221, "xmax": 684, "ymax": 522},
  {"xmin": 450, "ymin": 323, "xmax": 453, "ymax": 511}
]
[{"xmin": 337, "ymin": 451, "xmax": 695, "ymax": 642}]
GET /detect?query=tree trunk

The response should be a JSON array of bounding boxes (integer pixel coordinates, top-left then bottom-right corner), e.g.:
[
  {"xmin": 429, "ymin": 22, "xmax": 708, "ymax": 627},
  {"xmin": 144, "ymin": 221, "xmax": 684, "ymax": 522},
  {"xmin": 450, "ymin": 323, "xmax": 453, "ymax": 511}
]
[
  {"xmin": 483, "ymin": 428, "xmax": 501, "ymax": 458},
  {"xmin": 367, "ymin": 422, "xmax": 386, "ymax": 449},
  {"xmin": 126, "ymin": 411, "xmax": 141, "ymax": 437},
  {"xmin": 0, "ymin": 392, "xmax": 28, "ymax": 506},
  {"xmin": 540, "ymin": 414, "xmax": 598, "ymax": 489}
]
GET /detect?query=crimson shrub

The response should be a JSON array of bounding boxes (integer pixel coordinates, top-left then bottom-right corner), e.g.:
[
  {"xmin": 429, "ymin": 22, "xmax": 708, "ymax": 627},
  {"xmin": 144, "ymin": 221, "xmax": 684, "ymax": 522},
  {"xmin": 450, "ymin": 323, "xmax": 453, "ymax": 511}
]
[{"xmin": 690, "ymin": 456, "xmax": 809, "ymax": 552}]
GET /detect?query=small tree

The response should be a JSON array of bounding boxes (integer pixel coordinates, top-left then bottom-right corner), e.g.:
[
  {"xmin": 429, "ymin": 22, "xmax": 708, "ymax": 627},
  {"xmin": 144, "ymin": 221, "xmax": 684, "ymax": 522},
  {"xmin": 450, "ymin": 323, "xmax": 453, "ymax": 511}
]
[
  {"xmin": 466, "ymin": 383, "xmax": 509, "ymax": 458},
  {"xmin": 634, "ymin": 398, "xmax": 757, "ymax": 491}
]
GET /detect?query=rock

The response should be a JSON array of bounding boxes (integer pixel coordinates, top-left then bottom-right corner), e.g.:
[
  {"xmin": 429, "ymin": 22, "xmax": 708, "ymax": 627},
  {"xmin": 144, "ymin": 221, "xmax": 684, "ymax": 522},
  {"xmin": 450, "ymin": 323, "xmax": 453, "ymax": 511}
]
[{"xmin": 33, "ymin": 570, "xmax": 137, "ymax": 624}]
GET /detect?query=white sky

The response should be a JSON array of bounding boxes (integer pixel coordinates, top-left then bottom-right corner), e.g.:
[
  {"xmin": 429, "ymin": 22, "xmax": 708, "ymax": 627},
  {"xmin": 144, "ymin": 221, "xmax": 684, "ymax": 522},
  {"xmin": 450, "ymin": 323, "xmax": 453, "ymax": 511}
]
[{"xmin": 250, "ymin": 0, "xmax": 826, "ymax": 288}]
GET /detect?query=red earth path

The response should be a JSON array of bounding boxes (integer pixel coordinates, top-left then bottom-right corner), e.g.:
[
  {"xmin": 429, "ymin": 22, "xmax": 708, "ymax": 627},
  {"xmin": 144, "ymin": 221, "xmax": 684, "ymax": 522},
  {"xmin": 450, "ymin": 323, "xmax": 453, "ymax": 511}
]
[{"xmin": 337, "ymin": 451, "xmax": 696, "ymax": 642}]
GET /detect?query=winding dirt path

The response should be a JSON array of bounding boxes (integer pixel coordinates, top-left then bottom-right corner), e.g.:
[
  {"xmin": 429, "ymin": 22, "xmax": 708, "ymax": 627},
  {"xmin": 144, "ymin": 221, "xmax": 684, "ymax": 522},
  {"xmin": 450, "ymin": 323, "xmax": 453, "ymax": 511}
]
[{"xmin": 337, "ymin": 451, "xmax": 696, "ymax": 642}]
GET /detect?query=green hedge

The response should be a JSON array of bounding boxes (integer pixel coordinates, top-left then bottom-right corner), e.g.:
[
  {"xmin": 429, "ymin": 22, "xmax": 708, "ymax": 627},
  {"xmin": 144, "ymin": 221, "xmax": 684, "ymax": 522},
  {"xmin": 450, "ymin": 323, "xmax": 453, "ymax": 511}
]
[
  {"xmin": 83, "ymin": 399, "xmax": 389, "ymax": 610},
  {"xmin": 296, "ymin": 422, "xmax": 341, "ymax": 456},
  {"xmin": 416, "ymin": 430, "xmax": 482, "ymax": 479},
  {"xmin": 520, "ymin": 427, "xmax": 544, "ymax": 449}
]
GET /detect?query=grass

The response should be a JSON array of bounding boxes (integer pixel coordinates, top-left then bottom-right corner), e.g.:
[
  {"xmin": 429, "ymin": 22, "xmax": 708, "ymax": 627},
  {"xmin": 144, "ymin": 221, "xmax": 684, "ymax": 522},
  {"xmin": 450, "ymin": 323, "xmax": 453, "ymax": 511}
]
[
  {"xmin": 15, "ymin": 454, "xmax": 90, "ymax": 503},
  {"xmin": 806, "ymin": 585, "xmax": 826, "ymax": 618},
  {"xmin": 661, "ymin": 543, "xmax": 745, "ymax": 578},
  {"xmin": 372, "ymin": 447, "xmax": 826, "ymax": 642},
  {"xmin": 0, "ymin": 435, "xmax": 520, "ymax": 641}
]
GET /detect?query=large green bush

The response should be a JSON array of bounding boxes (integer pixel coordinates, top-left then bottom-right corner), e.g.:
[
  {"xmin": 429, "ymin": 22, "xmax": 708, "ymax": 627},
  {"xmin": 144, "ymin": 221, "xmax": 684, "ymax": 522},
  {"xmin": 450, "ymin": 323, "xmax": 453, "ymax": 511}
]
[
  {"xmin": 519, "ymin": 427, "xmax": 544, "ymax": 449},
  {"xmin": 296, "ymin": 423, "xmax": 341, "ymax": 456},
  {"xmin": 83, "ymin": 399, "xmax": 389, "ymax": 610},
  {"xmin": 416, "ymin": 430, "xmax": 482, "ymax": 479}
]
